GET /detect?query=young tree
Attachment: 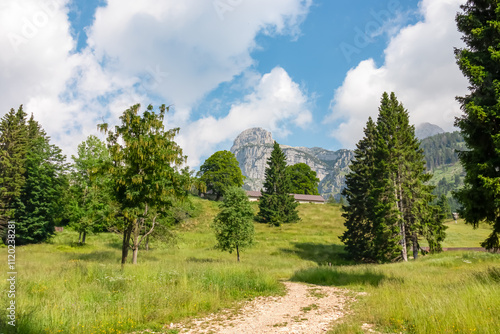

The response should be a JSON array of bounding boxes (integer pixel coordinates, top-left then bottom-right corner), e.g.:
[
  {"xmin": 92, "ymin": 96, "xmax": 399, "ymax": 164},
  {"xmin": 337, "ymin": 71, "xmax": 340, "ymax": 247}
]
[
  {"xmin": 0, "ymin": 106, "xmax": 28, "ymax": 234},
  {"xmin": 256, "ymin": 141, "xmax": 299, "ymax": 226},
  {"xmin": 211, "ymin": 186, "xmax": 255, "ymax": 262},
  {"xmin": 199, "ymin": 150, "xmax": 244, "ymax": 200},
  {"xmin": 13, "ymin": 115, "xmax": 68, "ymax": 245},
  {"xmin": 455, "ymin": 0, "xmax": 500, "ymax": 251},
  {"xmin": 99, "ymin": 104, "xmax": 189, "ymax": 265},
  {"xmin": 287, "ymin": 163, "xmax": 320, "ymax": 195},
  {"xmin": 69, "ymin": 135, "xmax": 113, "ymax": 244}
]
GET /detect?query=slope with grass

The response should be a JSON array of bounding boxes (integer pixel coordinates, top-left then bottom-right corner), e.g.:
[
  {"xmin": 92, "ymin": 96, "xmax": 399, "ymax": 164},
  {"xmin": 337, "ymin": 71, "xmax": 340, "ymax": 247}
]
[{"xmin": 0, "ymin": 197, "xmax": 498, "ymax": 334}]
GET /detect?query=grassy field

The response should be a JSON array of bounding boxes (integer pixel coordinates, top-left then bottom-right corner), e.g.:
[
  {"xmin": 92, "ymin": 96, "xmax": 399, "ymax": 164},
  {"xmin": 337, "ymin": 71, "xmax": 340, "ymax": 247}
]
[{"xmin": 0, "ymin": 197, "xmax": 499, "ymax": 333}]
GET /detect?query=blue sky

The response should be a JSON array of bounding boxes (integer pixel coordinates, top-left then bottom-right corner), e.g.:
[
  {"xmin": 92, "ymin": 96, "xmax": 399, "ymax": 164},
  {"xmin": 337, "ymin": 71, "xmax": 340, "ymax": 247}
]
[{"xmin": 0, "ymin": 0, "xmax": 468, "ymax": 168}]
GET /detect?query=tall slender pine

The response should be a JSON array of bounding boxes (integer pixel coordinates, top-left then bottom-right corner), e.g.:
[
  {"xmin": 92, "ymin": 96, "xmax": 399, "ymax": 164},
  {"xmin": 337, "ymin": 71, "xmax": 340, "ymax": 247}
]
[{"xmin": 257, "ymin": 141, "xmax": 299, "ymax": 226}]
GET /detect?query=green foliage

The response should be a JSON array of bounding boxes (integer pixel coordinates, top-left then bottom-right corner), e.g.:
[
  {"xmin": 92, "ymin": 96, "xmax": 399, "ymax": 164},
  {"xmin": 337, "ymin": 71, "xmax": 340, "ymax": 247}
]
[
  {"xmin": 256, "ymin": 141, "xmax": 300, "ymax": 226},
  {"xmin": 0, "ymin": 106, "xmax": 28, "ymax": 230},
  {"xmin": 199, "ymin": 150, "xmax": 244, "ymax": 200},
  {"xmin": 341, "ymin": 93, "xmax": 446, "ymax": 263},
  {"xmin": 420, "ymin": 132, "xmax": 465, "ymax": 171},
  {"xmin": 68, "ymin": 135, "xmax": 113, "ymax": 243},
  {"xmin": 211, "ymin": 187, "xmax": 255, "ymax": 261},
  {"xmin": 455, "ymin": 0, "xmax": 500, "ymax": 251},
  {"xmin": 98, "ymin": 104, "xmax": 189, "ymax": 264},
  {"xmin": 12, "ymin": 115, "xmax": 68, "ymax": 245},
  {"xmin": 287, "ymin": 163, "xmax": 320, "ymax": 195}
]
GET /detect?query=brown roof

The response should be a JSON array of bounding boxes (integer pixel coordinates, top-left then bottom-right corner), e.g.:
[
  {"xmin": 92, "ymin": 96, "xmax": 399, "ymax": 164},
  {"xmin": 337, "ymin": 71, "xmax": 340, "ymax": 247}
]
[
  {"xmin": 245, "ymin": 191, "xmax": 325, "ymax": 202},
  {"xmin": 293, "ymin": 194, "xmax": 325, "ymax": 202}
]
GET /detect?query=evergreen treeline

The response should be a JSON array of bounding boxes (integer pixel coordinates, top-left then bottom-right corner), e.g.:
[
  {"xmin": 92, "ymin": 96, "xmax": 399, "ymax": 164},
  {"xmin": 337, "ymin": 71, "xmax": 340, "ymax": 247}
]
[
  {"xmin": 0, "ymin": 106, "xmax": 68, "ymax": 244},
  {"xmin": 340, "ymin": 93, "xmax": 447, "ymax": 263},
  {"xmin": 420, "ymin": 132, "xmax": 465, "ymax": 171}
]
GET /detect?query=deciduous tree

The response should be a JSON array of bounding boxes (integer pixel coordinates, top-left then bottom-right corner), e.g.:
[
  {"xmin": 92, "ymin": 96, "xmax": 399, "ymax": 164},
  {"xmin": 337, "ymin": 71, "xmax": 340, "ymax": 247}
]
[
  {"xmin": 211, "ymin": 186, "xmax": 255, "ymax": 262},
  {"xmin": 287, "ymin": 163, "xmax": 320, "ymax": 195},
  {"xmin": 199, "ymin": 150, "xmax": 244, "ymax": 200},
  {"xmin": 99, "ymin": 104, "xmax": 188, "ymax": 265}
]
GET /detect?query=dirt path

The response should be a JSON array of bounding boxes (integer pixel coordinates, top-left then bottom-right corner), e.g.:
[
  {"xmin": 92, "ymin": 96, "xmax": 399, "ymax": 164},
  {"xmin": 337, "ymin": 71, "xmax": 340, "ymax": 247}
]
[{"xmin": 169, "ymin": 282, "xmax": 357, "ymax": 334}]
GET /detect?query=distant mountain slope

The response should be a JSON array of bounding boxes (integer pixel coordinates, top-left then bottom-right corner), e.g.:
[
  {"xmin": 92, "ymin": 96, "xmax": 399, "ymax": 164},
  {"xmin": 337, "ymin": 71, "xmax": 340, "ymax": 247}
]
[
  {"xmin": 420, "ymin": 131, "xmax": 465, "ymax": 171},
  {"xmin": 416, "ymin": 122, "xmax": 445, "ymax": 139},
  {"xmin": 230, "ymin": 128, "xmax": 353, "ymax": 199},
  {"xmin": 230, "ymin": 128, "xmax": 466, "ymax": 202}
]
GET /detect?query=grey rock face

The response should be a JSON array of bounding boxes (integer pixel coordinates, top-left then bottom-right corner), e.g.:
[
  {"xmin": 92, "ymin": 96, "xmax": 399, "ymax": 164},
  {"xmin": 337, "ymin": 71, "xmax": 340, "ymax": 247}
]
[{"xmin": 230, "ymin": 128, "xmax": 354, "ymax": 199}]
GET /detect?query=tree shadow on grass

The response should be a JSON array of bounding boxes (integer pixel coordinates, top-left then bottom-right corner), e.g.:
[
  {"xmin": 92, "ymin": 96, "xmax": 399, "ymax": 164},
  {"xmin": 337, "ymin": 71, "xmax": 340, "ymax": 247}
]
[
  {"xmin": 280, "ymin": 242, "xmax": 352, "ymax": 266},
  {"xmin": 186, "ymin": 257, "xmax": 222, "ymax": 263},
  {"xmin": 73, "ymin": 251, "xmax": 118, "ymax": 262},
  {"xmin": 290, "ymin": 266, "xmax": 390, "ymax": 287}
]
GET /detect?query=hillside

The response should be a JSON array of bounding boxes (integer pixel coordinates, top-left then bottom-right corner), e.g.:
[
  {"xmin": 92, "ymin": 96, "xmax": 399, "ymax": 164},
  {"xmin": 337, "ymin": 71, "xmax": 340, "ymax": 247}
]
[
  {"xmin": 1, "ymin": 197, "xmax": 497, "ymax": 334},
  {"xmin": 231, "ymin": 127, "xmax": 466, "ymax": 203}
]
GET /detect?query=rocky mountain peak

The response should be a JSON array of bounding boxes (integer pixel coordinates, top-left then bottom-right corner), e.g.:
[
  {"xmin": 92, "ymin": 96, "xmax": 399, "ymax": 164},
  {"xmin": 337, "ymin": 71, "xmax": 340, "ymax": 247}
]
[
  {"xmin": 416, "ymin": 122, "xmax": 445, "ymax": 139},
  {"xmin": 230, "ymin": 127, "xmax": 274, "ymax": 152}
]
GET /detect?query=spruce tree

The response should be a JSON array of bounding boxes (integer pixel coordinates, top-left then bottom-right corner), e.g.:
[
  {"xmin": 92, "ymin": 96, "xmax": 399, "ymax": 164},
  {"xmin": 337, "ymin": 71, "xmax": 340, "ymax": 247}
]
[
  {"xmin": 340, "ymin": 93, "xmax": 445, "ymax": 262},
  {"xmin": 340, "ymin": 117, "xmax": 378, "ymax": 262},
  {"xmin": 0, "ymin": 106, "xmax": 28, "ymax": 233},
  {"xmin": 256, "ymin": 141, "xmax": 299, "ymax": 226},
  {"xmin": 13, "ymin": 115, "xmax": 68, "ymax": 245},
  {"xmin": 455, "ymin": 0, "xmax": 500, "ymax": 251}
]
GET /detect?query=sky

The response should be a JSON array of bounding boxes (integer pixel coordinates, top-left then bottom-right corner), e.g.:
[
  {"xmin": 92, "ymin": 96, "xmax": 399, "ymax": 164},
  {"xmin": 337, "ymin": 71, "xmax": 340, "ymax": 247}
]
[{"xmin": 0, "ymin": 0, "xmax": 469, "ymax": 168}]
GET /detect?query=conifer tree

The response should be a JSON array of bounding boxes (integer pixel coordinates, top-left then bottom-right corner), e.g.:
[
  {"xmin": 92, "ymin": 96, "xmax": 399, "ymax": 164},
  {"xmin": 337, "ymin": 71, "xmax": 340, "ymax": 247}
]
[
  {"xmin": 340, "ymin": 117, "xmax": 378, "ymax": 262},
  {"xmin": 340, "ymin": 93, "xmax": 445, "ymax": 262},
  {"xmin": 256, "ymin": 141, "xmax": 299, "ymax": 226},
  {"xmin": 13, "ymin": 115, "xmax": 68, "ymax": 245},
  {"xmin": 455, "ymin": 0, "xmax": 500, "ymax": 251},
  {"xmin": 0, "ymin": 106, "xmax": 28, "ymax": 232}
]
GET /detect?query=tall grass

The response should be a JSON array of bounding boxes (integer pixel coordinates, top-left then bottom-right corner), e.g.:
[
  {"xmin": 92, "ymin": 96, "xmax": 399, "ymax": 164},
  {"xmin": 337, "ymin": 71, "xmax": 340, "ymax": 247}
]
[
  {"xmin": 292, "ymin": 252, "xmax": 500, "ymax": 334},
  {"xmin": 0, "ymin": 197, "xmax": 497, "ymax": 333}
]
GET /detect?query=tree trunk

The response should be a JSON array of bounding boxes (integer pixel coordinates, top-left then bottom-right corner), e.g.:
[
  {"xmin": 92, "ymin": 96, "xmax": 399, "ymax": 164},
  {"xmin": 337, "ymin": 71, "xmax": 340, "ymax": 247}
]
[
  {"xmin": 132, "ymin": 218, "xmax": 140, "ymax": 265},
  {"xmin": 412, "ymin": 232, "xmax": 419, "ymax": 260},
  {"xmin": 236, "ymin": 245, "xmax": 240, "ymax": 262},
  {"xmin": 82, "ymin": 231, "xmax": 86, "ymax": 244},
  {"xmin": 145, "ymin": 234, "xmax": 149, "ymax": 251},
  {"xmin": 396, "ymin": 175, "xmax": 408, "ymax": 262},
  {"xmin": 78, "ymin": 231, "xmax": 82, "ymax": 244},
  {"xmin": 121, "ymin": 223, "xmax": 133, "ymax": 267}
]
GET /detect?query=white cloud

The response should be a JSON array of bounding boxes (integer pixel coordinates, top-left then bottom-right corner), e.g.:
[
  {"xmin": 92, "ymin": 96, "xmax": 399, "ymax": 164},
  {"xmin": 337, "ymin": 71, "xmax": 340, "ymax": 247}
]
[
  {"xmin": 176, "ymin": 66, "xmax": 312, "ymax": 167},
  {"xmin": 0, "ymin": 0, "xmax": 312, "ymax": 159},
  {"xmin": 87, "ymin": 0, "xmax": 312, "ymax": 116},
  {"xmin": 326, "ymin": 0, "xmax": 469, "ymax": 148}
]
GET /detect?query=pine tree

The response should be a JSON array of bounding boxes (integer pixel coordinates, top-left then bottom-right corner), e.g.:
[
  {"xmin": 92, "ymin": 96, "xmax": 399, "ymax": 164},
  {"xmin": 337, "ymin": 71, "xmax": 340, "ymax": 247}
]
[
  {"xmin": 0, "ymin": 106, "xmax": 28, "ymax": 233},
  {"xmin": 455, "ymin": 0, "xmax": 500, "ymax": 251},
  {"xmin": 340, "ymin": 93, "xmax": 445, "ymax": 262},
  {"xmin": 340, "ymin": 117, "xmax": 378, "ymax": 262},
  {"xmin": 13, "ymin": 115, "xmax": 68, "ymax": 245},
  {"xmin": 256, "ymin": 141, "xmax": 299, "ymax": 226}
]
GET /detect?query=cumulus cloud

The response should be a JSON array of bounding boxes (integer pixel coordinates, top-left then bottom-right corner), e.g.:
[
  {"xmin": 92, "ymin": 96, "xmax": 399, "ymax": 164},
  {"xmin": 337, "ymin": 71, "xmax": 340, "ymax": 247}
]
[
  {"xmin": 176, "ymin": 66, "xmax": 312, "ymax": 167},
  {"xmin": 87, "ymin": 0, "xmax": 312, "ymax": 117},
  {"xmin": 326, "ymin": 0, "xmax": 469, "ymax": 148},
  {"xmin": 0, "ymin": 0, "xmax": 312, "ymax": 159}
]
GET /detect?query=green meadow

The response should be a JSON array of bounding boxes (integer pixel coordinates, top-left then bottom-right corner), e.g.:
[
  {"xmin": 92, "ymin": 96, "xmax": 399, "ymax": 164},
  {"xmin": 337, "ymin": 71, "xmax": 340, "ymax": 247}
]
[{"xmin": 0, "ymin": 197, "xmax": 498, "ymax": 333}]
